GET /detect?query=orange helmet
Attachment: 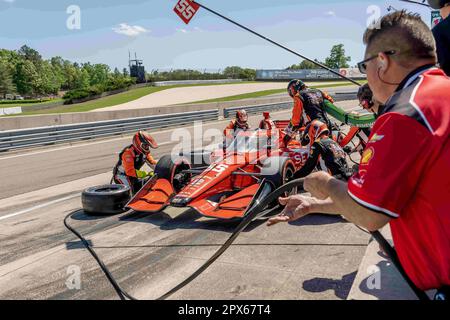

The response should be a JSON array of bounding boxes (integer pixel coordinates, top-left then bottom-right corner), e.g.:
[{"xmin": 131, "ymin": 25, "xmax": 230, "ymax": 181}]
[
  {"xmin": 301, "ymin": 120, "xmax": 329, "ymax": 146},
  {"xmin": 132, "ymin": 131, "xmax": 158, "ymax": 154},
  {"xmin": 236, "ymin": 110, "xmax": 248, "ymax": 129}
]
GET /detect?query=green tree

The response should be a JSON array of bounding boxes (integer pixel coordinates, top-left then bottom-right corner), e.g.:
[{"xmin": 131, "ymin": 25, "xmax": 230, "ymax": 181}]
[
  {"xmin": 324, "ymin": 44, "xmax": 351, "ymax": 69},
  {"xmin": 14, "ymin": 60, "xmax": 40, "ymax": 96},
  {"xmin": 287, "ymin": 59, "xmax": 322, "ymax": 70},
  {"xmin": 38, "ymin": 61, "xmax": 60, "ymax": 95},
  {"xmin": 18, "ymin": 45, "xmax": 43, "ymax": 67},
  {"xmin": 0, "ymin": 61, "xmax": 16, "ymax": 98},
  {"xmin": 61, "ymin": 61, "xmax": 79, "ymax": 90},
  {"xmin": 74, "ymin": 68, "xmax": 90, "ymax": 89},
  {"xmin": 223, "ymin": 66, "xmax": 256, "ymax": 80}
]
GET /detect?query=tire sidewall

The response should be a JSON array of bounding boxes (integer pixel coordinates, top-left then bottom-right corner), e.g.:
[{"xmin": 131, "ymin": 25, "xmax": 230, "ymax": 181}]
[{"xmin": 82, "ymin": 184, "xmax": 131, "ymax": 216}]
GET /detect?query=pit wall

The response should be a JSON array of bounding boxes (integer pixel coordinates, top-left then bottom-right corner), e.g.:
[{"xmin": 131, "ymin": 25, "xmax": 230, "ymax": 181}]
[{"xmin": 0, "ymin": 96, "xmax": 290, "ymax": 131}]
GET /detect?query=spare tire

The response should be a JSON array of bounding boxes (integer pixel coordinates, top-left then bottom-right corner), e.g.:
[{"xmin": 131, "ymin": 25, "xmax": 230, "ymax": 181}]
[{"xmin": 82, "ymin": 184, "xmax": 131, "ymax": 216}]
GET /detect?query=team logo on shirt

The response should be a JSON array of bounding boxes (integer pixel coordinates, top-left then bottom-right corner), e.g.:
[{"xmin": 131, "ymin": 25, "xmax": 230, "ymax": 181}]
[
  {"xmin": 361, "ymin": 147, "xmax": 375, "ymax": 165},
  {"xmin": 369, "ymin": 134, "xmax": 385, "ymax": 143}
]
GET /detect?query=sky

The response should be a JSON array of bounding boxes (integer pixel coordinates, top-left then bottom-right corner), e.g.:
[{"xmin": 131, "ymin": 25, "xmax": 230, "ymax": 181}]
[{"xmin": 0, "ymin": 0, "xmax": 434, "ymax": 71}]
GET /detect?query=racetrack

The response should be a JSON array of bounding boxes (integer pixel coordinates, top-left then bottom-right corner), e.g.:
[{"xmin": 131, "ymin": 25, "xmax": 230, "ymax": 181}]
[
  {"xmin": 97, "ymin": 81, "xmax": 346, "ymax": 112},
  {"xmin": 0, "ymin": 100, "xmax": 371, "ymax": 300}
]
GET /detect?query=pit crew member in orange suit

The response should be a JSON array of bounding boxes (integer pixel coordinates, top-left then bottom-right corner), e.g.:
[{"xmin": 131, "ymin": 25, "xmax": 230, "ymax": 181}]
[
  {"xmin": 258, "ymin": 112, "xmax": 276, "ymax": 130},
  {"xmin": 284, "ymin": 79, "xmax": 335, "ymax": 145},
  {"xmin": 224, "ymin": 109, "xmax": 250, "ymax": 136},
  {"xmin": 113, "ymin": 131, "xmax": 158, "ymax": 194},
  {"xmin": 293, "ymin": 120, "xmax": 349, "ymax": 179}
]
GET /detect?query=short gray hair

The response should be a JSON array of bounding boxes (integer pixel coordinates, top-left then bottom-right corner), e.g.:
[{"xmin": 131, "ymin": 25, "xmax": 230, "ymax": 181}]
[{"xmin": 363, "ymin": 10, "xmax": 437, "ymax": 66}]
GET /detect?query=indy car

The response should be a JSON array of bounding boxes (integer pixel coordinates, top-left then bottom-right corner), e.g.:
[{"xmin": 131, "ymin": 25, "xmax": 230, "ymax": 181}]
[
  {"xmin": 81, "ymin": 111, "xmax": 367, "ymax": 218},
  {"xmin": 125, "ymin": 120, "xmax": 310, "ymax": 219}
]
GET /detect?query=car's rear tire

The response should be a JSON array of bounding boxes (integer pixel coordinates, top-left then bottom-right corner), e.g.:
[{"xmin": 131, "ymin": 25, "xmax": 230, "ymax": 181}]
[
  {"xmin": 155, "ymin": 155, "xmax": 191, "ymax": 192},
  {"xmin": 82, "ymin": 184, "xmax": 131, "ymax": 216}
]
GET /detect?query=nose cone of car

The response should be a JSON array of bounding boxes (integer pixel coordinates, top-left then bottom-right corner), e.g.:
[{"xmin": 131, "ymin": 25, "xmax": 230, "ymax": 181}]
[{"xmin": 170, "ymin": 196, "xmax": 192, "ymax": 207}]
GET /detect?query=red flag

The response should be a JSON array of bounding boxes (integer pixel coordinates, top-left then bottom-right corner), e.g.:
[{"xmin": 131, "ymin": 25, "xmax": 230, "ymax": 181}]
[{"xmin": 174, "ymin": 0, "xmax": 200, "ymax": 25}]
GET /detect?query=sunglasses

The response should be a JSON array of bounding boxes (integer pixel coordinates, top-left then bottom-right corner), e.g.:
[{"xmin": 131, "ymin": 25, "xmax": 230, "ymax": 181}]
[{"xmin": 357, "ymin": 50, "xmax": 396, "ymax": 74}]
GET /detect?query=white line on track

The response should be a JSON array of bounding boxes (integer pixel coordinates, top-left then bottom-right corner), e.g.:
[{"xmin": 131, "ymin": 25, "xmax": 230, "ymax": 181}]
[
  {"xmin": 0, "ymin": 193, "xmax": 80, "ymax": 222},
  {"xmin": 0, "ymin": 139, "xmax": 174, "ymax": 161}
]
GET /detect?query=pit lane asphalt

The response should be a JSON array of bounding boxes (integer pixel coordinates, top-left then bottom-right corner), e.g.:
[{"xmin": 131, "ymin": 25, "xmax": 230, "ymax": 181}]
[{"xmin": 0, "ymin": 101, "xmax": 371, "ymax": 300}]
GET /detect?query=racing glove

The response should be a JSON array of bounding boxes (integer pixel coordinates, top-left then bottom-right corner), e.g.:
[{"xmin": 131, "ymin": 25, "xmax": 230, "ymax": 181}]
[{"xmin": 136, "ymin": 170, "xmax": 150, "ymax": 179}]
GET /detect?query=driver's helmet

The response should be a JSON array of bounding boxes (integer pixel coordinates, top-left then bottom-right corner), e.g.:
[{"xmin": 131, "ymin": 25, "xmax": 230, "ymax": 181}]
[
  {"xmin": 301, "ymin": 120, "xmax": 329, "ymax": 147},
  {"xmin": 357, "ymin": 84, "xmax": 374, "ymax": 110},
  {"xmin": 236, "ymin": 109, "xmax": 249, "ymax": 129},
  {"xmin": 287, "ymin": 79, "xmax": 306, "ymax": 98},
  {"xmin": 132, "ymin": 131, "xmax": 158, "ymax": 154}
]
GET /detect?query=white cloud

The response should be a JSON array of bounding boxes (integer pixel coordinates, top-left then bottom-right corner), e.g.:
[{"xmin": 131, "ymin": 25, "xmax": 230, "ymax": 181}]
[
  {"xmin": 112, "ymin": 23, "xmax": 150, "ymax": 37},
  {"xmin": 324, "ymin": 11, "xmax": 336, "ymax": 17},
  {"xmin": 176, "ymin": 28, "xmax": 188, "ymax": 33}
]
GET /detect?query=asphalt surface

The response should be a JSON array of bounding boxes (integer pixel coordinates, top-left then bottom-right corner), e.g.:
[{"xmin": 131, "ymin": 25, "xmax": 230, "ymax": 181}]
[{"xmin": 0, "ymin": 101, "xmax": 371, "ymax": 300}]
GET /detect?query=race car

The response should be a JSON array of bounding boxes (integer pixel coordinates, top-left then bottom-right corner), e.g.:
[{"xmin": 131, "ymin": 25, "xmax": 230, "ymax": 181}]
[{"xmin": 125, "ymin": 119, "xmax": 310, "ymax": 219}]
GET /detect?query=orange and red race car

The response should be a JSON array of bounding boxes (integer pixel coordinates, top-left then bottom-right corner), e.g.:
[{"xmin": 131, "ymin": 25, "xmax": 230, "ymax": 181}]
[{"xmin": 125, "ymin": 119, "xmax": 310, "ymax": 220}]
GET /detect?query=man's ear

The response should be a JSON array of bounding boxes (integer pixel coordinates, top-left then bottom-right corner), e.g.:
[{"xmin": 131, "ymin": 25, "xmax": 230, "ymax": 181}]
[{"xmin": 378, "ymin": 52, "xmax": 390, "ymax": 72}]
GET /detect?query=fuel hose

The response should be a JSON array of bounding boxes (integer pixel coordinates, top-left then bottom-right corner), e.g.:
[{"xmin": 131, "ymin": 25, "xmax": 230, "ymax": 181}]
[{"xmin": 64, "ymin": 177, "xmax": 429, "ymax": 300}]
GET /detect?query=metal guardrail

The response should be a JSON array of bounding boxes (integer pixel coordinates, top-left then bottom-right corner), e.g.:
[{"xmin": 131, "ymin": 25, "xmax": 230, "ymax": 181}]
[
  {"xmin": 0, "ymin": 110, "xmax": 218, "ymax": 152},
  {"xmin": 224, "ymin": 102, "xmax": 292, "ymax": 118},
  {"xmin": 0, "ymin": 90, "xmax": 358, "ymax": 152}
]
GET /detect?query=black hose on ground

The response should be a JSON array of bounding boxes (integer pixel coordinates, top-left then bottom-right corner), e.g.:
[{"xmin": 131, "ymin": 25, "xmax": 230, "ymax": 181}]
[
  {"xmin": 63, "ymin": 213, "xmax": 137, "ymax": 300},
  {"xmin": 64, "ymin": 177, "xmax": 429, "ymax": 300}
]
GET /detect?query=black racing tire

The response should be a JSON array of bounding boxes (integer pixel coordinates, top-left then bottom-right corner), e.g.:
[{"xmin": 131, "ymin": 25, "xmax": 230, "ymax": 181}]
[
  {"xmin": 260, "ymin": 157, "xmax": 296, "ymax": 209},
  {"xmin": 155, "ymin": 155, "xmax": 191, "ymax": 192},
  {"xmin": 261, "ymin": 157, "xmax": 295, "ymax": 189},
  {"xmin": 82, "ymin": 184, "xmax": 131, "ymax": 216}
]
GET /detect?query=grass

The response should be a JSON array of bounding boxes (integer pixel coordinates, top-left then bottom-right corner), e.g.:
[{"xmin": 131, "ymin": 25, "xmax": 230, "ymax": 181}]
[
  {"xmin": 188, "ymin": 80, "xmax": 367, "ymax": 104},
  {"xmin": 3, "ymin": 80, "xmax": 366, "ymax": 117},
  {"xmin": 10, "ymin": 82, "xmax": 255, "ymax": 116},
  {"xmin": 0, "ymin": 98, "xmax": 63, "ymax": 109}
]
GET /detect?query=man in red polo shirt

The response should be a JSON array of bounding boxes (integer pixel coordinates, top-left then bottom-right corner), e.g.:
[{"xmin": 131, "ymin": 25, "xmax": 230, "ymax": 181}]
[{"xmin": 268, "ymin": 11, "xmax": 450, "ymax": 298}]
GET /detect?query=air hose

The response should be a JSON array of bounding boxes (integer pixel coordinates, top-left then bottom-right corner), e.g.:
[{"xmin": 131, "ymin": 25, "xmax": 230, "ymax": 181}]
[{"xmin": 64, "ymin": 178, "xmax": 429, "ymax": 300}]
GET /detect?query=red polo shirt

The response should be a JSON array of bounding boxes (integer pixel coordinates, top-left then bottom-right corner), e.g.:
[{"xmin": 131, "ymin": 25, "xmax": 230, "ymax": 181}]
[{"xmin": 348, "ymin": 66, "xmax": 450, "ymax": 290}]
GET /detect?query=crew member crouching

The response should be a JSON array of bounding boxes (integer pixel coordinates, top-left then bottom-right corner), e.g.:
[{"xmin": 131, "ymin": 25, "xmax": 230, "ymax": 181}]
[{"xmin": 113, "ymin": 131, "xmax": 158, "ymax": 194}]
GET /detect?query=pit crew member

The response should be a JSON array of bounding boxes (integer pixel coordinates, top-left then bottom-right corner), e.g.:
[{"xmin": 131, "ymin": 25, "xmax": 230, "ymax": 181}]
[
  {"xmin": 293, "ymin": 120, "xmax": 350, "ymax": 179},
  {"xmin": 284, "ymin": 79, "xmax": 334, "ymax": 145},
  {"xmin": 269, "ymin": 11, "xmax": 450, "ymax": 299},
  {"xmin": 113, "ymin": 131, "xmax": 158, "ymax": 194},
  {"xmin": 223, "ymin": 109, "xmax": 250, "ymax": 137}
]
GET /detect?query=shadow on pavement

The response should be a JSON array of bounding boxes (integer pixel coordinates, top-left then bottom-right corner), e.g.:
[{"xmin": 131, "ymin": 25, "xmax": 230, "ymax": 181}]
[
  {"xmin": 302, "ymin": 271, "xmax": 357, "ymax": 300},
  {"xmin": 120, "ymin": 208, "xmax": 267, "ymax": 233},
  {"xmin": 289, "ymin": 213, "xmax": 347, "ymax": 226}
]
